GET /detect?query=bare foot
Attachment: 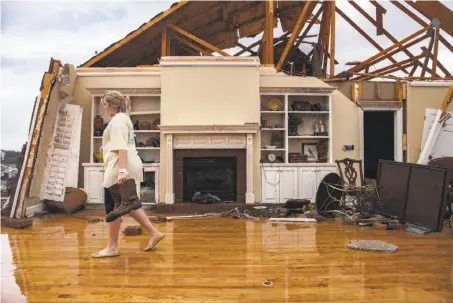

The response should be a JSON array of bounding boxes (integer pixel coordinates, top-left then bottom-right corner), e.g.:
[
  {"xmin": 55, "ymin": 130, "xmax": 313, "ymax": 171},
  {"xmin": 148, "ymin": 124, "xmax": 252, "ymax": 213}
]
[
  {"xmin": 144, "ymin": 232, "xmax": 165, "ymax": 251},
  {"xmin": 92, "ymin": 247, "xmax": 120, "ymax": 258}
]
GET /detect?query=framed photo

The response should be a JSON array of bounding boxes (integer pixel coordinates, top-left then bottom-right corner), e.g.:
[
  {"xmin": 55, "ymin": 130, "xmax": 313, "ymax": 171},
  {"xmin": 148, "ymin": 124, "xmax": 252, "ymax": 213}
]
[{"xmin": 302, "ymin": 143, "xmax": 318, "ymax": 162}]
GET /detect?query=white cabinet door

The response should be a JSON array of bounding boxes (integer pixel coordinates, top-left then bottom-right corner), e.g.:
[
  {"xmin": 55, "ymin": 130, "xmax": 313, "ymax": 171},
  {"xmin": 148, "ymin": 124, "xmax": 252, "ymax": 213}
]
[
  {"xmin": 84, "ymin": 167, "xmax": 104, "ymax": 204},
  {"xmin": 279, "ymin": 168, "xmax": 298, "ymax": 201},
  {"xmin": 261, "ymin": 168, "xmax": 280, "ymax": 203},
  {"xmin": 298, "ymin": 168, "xmax": 317, "ymax": 202}
]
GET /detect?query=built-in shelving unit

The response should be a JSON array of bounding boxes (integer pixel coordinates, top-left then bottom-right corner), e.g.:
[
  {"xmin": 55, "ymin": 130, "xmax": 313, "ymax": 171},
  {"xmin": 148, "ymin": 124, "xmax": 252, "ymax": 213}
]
[
  {"xmin": 260, "ymin": 93, "xmax": 332, "ymax": 164},
  {"xmin": 90, "ymin": 94, "xmax": 161, "ymax": 164}
]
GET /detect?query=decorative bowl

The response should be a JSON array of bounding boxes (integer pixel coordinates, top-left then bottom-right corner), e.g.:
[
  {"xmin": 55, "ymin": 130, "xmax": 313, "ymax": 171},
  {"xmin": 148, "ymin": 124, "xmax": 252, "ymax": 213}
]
[{"xmin": 267, "ymin": 99, "xmax": 282, "ymax": 111}]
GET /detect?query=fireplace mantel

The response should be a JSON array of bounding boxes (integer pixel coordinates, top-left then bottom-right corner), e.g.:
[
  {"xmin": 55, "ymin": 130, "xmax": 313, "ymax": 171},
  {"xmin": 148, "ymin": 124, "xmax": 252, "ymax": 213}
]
[
  {"xmin": 162, "ymin": 125, "xmax": 257, "ymax": 205},
  {"xmin": 159, "ymin": 124, "xmax": 259, "ymax": 134}
]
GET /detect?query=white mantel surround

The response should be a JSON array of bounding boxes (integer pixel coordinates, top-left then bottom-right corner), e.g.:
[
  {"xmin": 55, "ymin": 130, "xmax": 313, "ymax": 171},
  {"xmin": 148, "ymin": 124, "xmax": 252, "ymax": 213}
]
[{"xmin": 159, "ymin": 125, "xmax": 259, "ymax": 204}]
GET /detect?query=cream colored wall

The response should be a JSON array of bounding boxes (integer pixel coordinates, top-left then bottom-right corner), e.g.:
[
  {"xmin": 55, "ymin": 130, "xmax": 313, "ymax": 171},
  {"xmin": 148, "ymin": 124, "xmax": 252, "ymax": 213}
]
[
  {"xmin": 331, "ymin": 90, "xmax": 361, "ymax": 161},
  {"xmin": 407, "ymin": 85, "xmax": 451, "ymax": 163},
  {"xmin": 160, "ymin": 66, "xmax": 261, "ymax": 202}
]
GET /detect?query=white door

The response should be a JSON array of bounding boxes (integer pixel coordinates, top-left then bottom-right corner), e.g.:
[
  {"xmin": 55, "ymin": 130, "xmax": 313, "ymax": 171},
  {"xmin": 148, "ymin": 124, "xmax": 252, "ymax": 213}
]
[
  {"xmin": 279, "ymin": 168, "xmax": 298, "ymax": 202},
  {"xmin": 261, "ymin": 168, "xmax": 280, "ymax": 203},
  {"xmin": 297, "ymin": 168, "xmax": 317, "ymax": 202},
  {"xmin": 85, "ymin": 167, "xmax": 104, "ymax": 204}
]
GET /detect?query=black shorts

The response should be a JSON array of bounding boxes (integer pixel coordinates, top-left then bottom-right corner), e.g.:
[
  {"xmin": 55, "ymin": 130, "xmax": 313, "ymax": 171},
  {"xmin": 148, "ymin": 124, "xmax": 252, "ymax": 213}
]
[{"xmin": 104, "ymin": 188, "xmax": 115, "ymax": 215}]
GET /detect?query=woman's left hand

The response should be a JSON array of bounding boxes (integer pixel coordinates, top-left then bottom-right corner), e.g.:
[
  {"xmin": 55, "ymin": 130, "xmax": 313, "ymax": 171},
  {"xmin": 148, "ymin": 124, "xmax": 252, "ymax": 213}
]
[{"xmin": 117, "ymin": 172, "xmax": 127, "ymax": 184}]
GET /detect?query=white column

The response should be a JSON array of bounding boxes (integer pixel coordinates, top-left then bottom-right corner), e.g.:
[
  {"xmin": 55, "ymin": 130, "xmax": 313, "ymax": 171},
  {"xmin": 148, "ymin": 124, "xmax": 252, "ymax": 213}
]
[
  {"xmin": 165, "ymin": 134, "xmax": 175, "ymax": 204},
  {"xmin": 246, "ymin": 133, "xmax": 255, "ymax": 204}
]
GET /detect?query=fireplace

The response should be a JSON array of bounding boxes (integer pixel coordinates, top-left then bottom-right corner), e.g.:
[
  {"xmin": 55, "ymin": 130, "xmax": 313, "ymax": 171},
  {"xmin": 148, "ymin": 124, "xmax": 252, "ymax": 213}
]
[
  {"xmin": 183, "ymin": 157, "xmax": 237, "ymax": 202},
  {"xmin": 174, "ymin": 149, "xmax": 246, "ymax": 203}
]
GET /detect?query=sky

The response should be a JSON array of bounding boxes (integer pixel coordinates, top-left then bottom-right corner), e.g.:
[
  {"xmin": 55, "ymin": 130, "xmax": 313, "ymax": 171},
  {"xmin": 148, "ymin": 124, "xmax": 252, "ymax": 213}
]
[{"xmin": 1, "ymin": 0, "xmax": 453, "ymax": 151}]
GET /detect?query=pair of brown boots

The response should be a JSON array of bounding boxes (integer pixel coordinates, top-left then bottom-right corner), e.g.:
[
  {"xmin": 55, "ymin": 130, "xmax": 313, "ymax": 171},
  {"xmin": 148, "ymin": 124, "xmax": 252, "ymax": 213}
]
[{"xmin": 106, "ymin": 179, "xmax": 142, "ymax": 222}]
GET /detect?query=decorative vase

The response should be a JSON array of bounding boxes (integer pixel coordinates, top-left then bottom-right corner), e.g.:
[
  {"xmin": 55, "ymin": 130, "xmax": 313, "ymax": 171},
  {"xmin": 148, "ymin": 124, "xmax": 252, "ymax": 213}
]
[
  {"xmin": 289, "ymin": 124, "xmax": 299, "ymax": 136},
  {"xmin": 140, "ymin": 121, "xmax": 151, "ymax": 130}
]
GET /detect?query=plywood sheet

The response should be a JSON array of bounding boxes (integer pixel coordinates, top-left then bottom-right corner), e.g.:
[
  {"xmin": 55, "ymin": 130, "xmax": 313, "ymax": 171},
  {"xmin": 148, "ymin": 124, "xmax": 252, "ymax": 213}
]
[
  {"xmin": 411, "ymin": 1, "xmax": 453, "ymax": 37},
  {"xmin": 279, "ymin": 1, "xmax": 304, "ymax": 32}
]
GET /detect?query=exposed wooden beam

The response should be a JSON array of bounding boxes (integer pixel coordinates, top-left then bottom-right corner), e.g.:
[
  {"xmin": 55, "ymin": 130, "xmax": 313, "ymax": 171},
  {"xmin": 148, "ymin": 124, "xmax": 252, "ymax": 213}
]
[
  {"xmin": 81, "ymin": 0, "xmax": 188, "ymax": 67},
  {"xmin": 350, "ymin": 71, "xmax": 404, "ymax": 80},
  {"xmin": 329, "ymin": 1, "xmax": 336, "ymax": 77},
  {"xmin": 172, "ymin": 34, "xmax": 213, "ymax": 57},
  {"xmin": 320, "ymin": 3, "xmax": 332, "ymax": 75},
  {"xmin": 236, "ymin": 42, "xmax": 257, "ymax": 56},
  {"xmin": 345, "ymin": 24, "xmax": 430, "ymax": 74},
  {"xmin": 336, "ymin": 8, "xmax": 405, "ymax": 72},
  {"xmin": 409, "ymin": 62, "xmax": 418, "ymax": 77},
  {"xmin": 347, "ymin": 1, "xmax": 418, "ymax": 71},
  {"xmin": 358, "ymin": 53, "xmax": 425, "ymax": 80},
  {"xmin": 276, "ymin": 1, "xmax": 317, "ymax": 71},
  {"xmin": 421, "ymin": 30, "xmax": 435, "ymax": 77},
  {"xmin": 376, "ymin": 5, "xmax": 384, "ymax": 36},
  {"xmin": 264, "ymin": 0, "xmax": 274, "ymax": 65},
  {"xmin": 161, "ymin": 28, "xmax": 169, "ymax": 57},
  {"xmin": 390, "ymin": 1, "xmax": 453, "ymax": 54},
  {"xmin": 234, "ymin": 40, "xmax": 261, "ymax": 56},
  {"xmin": 370, "ymin": 0, "xmax": 387, "ymax": 14},
  {"xmin": 432, "ymin": 24, "xmax": 441, "ymax": 79},
  {"xmin": 287, "ymin": 5, "xmax": 323, "ymax": 63},
  {"xmin": 378, "ymin": 61, "xmax": 415, "ymax": 77},
  {"xmin": 421, "ymin": 46, "xmax": 452, "ymax": 77},
  {"xmin": 168, "ymin": 24, "xmax": 230, "ymax": 56}
]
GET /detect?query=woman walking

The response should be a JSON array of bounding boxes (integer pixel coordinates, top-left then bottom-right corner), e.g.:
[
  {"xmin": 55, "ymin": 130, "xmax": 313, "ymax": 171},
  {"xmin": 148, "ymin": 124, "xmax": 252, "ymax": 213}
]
[{"xmin": 92, "ymin": 90, "xmax": 164, "ymax": 258}]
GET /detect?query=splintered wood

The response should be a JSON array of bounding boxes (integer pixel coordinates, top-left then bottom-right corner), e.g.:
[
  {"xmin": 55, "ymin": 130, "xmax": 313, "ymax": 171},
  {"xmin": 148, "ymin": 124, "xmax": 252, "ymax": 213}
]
[{"xmin": 41, "ymin": 104, "xmax": 81, "ymax": 202}]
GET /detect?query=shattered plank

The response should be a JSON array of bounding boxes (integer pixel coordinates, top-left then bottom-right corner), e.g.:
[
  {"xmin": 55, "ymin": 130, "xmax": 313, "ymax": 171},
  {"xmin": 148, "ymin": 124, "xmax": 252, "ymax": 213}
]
[
  {"xmin": 421, "ymin": 46, "xmax": 452, "ymax": 77},
  {"xmin": 11, "ymin": 60, "xmax": 61, "ymax": 218}
]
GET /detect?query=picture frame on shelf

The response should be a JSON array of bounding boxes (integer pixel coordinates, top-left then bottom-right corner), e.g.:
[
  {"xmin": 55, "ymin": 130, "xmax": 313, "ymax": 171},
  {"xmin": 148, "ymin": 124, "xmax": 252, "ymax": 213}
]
[{"xmin": 302, "ymin": 143, "xmax": 318, "ymax": 162}]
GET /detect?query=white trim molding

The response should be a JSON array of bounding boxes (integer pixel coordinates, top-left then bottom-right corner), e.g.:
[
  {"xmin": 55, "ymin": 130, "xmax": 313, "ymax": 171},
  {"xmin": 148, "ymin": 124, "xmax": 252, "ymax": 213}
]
[
  {"xmin": 359, "ymin": 106, "xmax": 404, "ymax": 170},
  {"xmin": 410, "ymin": 81, "xmax": 453, "ymax": 87},
  {"xmin": 25, "ymin": 202, "xmax": 45, "ymax": 218},
  {"xmin": 160, "ymin": 56, "xmax": 261, "ymax": 67}
]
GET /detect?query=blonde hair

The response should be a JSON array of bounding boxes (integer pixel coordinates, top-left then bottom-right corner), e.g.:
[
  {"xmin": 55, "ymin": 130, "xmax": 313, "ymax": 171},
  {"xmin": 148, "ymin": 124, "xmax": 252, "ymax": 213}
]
[{"xmin": 102, "ymin": 90, "xmax": 131, "ymax": 115}]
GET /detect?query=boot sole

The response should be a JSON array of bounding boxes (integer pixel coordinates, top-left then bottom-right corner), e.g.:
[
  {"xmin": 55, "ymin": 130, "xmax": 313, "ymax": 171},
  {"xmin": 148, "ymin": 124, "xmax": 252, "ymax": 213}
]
[{"xmin": 105, "ymin": 202, "xmax": 142, "ymax": 222}]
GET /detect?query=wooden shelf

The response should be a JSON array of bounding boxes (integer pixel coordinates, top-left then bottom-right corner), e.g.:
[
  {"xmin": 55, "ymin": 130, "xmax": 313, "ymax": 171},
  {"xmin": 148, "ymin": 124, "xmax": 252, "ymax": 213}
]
[
  {"xmin": 261, "ymin": 111, "xmax": 285, "ymax": 114},
  {"xmin": 261, "ymin": 148, "xmax": 286, "ymax": 151},
  {"xmin": 134, "ymin": 130, "xmax": 161, "ymax": 133},
  {"xmin": 288, "ymin": 136, "xmax": 330, "ymax": 139},
  {"xmin": 288, "ymin": 111, "xmax": 329, "ymax": 114},
  {"xmin": 130, "ymin": 111, "xmax": 160, "ymax": 115},
  {"xmin": 261, "ymin": 128, "xmax": 285, "ymax": 131},
  {"xmin": 94, "ymin": 137, "xmax": 102, "ymax": 139},
  {"xmin": 136, "ymin": 147, "xmax": 160, "ymax": 150}
]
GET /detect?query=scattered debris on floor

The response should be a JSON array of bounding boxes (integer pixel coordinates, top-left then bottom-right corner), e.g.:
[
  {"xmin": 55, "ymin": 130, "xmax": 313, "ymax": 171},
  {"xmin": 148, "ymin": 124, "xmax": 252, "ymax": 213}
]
[
  {"xmin": 406, "ymin": 226, "xmax": 433, "ymax": 235},
  {"xmin": 347, "ymin": 240, "xmax": 399, "ymax": 254},
  {"xmin": 123, "ymin": 226, "xmax": 142, "ymax": 236},
  {"xmin": 1, "ymin": 217, "xmax": 33, "ymax": 229},
  {"xmin": 269, "ymin": 218, "xmax": 317, "ymax": 222},
  {"xmin": 192, "ymin": 192, "xmax": 222, "ymax": 204},
  {"xmin": 149, "ymin": 216, "xmax": 170, "ymax": 223}
]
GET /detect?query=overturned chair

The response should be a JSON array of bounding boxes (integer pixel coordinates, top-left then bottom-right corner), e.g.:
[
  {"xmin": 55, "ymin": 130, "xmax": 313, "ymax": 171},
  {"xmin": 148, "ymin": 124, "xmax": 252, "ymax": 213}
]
[{"xmin": 317, "ymin": 158, "xmax": 380, "ymax": 218}]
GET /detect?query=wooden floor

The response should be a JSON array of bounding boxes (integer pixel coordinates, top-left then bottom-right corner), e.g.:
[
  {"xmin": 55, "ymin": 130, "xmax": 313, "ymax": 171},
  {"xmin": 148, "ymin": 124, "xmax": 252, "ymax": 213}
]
[{"xmin": 1, "ymin": 212, "xmax": 453, "ymax": 303}]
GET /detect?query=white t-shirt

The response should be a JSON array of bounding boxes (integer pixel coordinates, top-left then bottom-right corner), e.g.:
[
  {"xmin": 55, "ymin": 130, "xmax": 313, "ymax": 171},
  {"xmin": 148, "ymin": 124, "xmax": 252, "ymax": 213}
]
[{"xmin": 101, "ymin": 113, "xmax": 143, "ymax": 188}]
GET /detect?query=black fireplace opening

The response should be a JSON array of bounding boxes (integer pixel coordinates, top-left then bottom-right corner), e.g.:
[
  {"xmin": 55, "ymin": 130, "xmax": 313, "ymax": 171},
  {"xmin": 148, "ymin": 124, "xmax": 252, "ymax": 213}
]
[{"xmin": 183, "ymin": 157, "xmax": 237, "ymax": 202}]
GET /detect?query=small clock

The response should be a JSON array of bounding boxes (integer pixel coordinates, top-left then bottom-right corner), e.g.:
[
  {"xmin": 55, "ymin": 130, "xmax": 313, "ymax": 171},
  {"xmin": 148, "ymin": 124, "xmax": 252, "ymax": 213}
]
[{"xmin": 267, "ymin": 153, "xmax": 276, "ymax": 162}]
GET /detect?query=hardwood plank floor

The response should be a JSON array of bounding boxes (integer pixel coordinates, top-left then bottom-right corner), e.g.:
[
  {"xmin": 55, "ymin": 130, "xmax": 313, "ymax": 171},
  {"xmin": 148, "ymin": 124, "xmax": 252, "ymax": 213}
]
[{"xmin": 1, "ymin": 212, "xmax": 452, "ymax": 303}]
